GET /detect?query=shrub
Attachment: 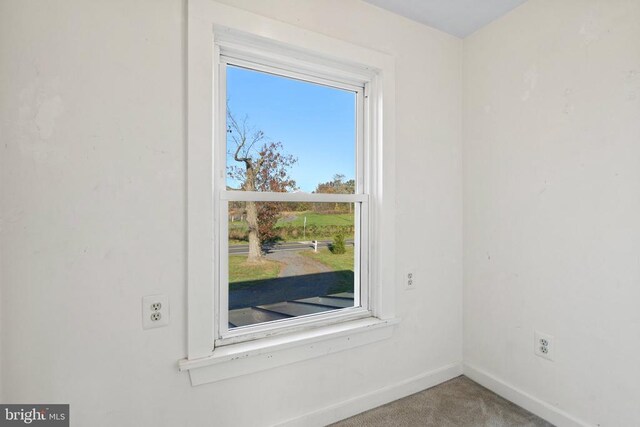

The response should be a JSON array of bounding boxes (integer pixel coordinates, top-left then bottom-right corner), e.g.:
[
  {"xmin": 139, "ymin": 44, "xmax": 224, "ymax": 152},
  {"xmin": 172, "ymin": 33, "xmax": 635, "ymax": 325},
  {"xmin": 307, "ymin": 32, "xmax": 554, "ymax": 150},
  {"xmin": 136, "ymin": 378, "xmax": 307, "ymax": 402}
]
[
  {"xmin": 330, "ymin": 234, "xmax": 346, "ymax": 254},
  {"xmin": 228, "ymin": 228, "xmax": 248, "ymax": 242}
]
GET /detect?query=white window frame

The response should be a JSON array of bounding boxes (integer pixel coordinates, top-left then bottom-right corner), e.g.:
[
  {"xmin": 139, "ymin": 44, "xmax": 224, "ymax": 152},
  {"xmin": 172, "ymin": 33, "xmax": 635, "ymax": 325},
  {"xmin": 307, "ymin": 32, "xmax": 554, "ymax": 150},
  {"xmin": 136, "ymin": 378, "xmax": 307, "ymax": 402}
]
[
  {"xmin": 180, "ymin": 0, "xmax": 397, "ymax": 385},
  {"xmin": 217, "ymin": 48, "xmax": 369, "ymax": 344}
]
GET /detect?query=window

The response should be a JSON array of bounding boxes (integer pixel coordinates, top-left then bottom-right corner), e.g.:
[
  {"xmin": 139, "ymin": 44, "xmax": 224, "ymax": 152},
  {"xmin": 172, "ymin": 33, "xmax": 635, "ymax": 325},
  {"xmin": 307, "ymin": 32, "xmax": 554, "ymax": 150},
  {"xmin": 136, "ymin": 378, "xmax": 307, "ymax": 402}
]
[
  {"xmin": 182, "ymin": 0, "xmax": 397, "ymax": 384},
  {"xmin": 216, "ymin": 51, "xmax": 370, "ymax": 343}
]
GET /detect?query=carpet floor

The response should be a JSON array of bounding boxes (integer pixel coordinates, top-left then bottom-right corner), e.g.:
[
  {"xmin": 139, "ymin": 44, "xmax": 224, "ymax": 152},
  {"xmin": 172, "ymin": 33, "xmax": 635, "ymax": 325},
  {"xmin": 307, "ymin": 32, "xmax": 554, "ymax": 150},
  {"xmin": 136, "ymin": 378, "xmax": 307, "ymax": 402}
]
[{"xmin": 331, "ymin": 376, "xmax": 554, "ymax": 427}]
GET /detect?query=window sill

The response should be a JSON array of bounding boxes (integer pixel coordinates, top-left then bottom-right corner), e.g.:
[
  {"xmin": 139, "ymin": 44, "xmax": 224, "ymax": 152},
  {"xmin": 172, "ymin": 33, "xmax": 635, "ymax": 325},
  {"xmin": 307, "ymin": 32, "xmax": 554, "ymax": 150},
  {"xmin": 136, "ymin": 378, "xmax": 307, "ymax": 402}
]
[{"xmin": 178, "ymin": 317, "xmax": 400, "ymax": 386}]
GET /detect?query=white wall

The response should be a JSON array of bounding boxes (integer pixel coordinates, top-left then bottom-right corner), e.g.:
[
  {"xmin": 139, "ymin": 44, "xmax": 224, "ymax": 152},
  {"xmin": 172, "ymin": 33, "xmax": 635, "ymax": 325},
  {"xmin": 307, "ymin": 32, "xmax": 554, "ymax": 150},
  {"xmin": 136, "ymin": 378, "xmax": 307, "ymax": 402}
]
[
  {"xmin": 0, "ymin": 0, "xmax": 462, "ymax": 425},
  {"xmin": 463, "ymin": 0, "xmax": 640, "ymax": 425}
]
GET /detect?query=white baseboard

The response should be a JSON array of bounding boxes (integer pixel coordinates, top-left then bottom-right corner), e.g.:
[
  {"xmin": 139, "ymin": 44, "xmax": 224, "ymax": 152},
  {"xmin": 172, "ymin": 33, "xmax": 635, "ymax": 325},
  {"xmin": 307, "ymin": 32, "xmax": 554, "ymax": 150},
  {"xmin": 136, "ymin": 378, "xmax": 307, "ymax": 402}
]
[
  {"xmin": 463, "ymin": 364, "xmax": 591, "ymax": 427},
  {"xmin": 276, "ymin": 362, "xmax": 463, "ymax": 427}
]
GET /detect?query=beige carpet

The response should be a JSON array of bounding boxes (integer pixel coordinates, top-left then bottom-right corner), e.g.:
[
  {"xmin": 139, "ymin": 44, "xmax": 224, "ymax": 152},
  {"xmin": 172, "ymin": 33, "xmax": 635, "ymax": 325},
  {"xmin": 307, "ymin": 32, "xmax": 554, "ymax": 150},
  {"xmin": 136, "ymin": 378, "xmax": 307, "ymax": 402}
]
[{"xmin": 331, "ymin": 376, "xmax": 554, "ymax": 427}]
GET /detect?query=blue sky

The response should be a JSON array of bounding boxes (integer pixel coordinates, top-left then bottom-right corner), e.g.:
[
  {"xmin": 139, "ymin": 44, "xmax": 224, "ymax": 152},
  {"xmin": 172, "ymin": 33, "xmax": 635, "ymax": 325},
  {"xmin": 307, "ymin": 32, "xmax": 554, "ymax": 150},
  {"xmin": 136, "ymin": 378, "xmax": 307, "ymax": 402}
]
[{"xmin": 226, "ymin": 65, "xmax": 356, "ymax": 192}]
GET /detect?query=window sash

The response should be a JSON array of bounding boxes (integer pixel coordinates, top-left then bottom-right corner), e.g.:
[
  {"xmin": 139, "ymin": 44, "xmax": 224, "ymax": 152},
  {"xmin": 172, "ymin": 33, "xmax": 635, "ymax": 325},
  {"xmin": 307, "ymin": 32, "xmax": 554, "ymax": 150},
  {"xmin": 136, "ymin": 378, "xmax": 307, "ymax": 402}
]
[
  {"xmin": 217, "ymin": 198, "xmax": 369, "ymax": 342},
  {"xmin": 219, "ymin": 55, "xmax": 367, "ymax": 197},
  {"xmin": 214, "ymin": 42, "xmax": 371, "ymax": 345}
]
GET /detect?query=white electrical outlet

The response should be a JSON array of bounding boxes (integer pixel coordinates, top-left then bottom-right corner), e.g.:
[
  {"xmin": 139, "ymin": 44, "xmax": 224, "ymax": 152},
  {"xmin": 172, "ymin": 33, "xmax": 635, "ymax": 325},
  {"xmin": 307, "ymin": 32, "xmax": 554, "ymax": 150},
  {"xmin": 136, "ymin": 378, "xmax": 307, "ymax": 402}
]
[
  {"xmin": 142, "ymin": 295, "xmax": 169, "ymax": 329},
  {"xmin": 534, "ymin": 331, "xmax": 554, "ymax": 360},
  {"xmin": 406, "ymin": 272, "xmax": 415, "ymax": 290}
]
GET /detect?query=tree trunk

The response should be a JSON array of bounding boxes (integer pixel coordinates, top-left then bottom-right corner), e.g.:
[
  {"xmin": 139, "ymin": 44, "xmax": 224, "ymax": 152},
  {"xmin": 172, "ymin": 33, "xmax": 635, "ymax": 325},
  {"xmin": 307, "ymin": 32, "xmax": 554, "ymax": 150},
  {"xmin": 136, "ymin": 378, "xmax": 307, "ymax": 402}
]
[
  {"xmin": 245, "ymin": 200, "xmax": 262, "ymax": 262},
  {"xmin": 243, "ymin": 166, "xmax": 262, "ymax": 262}
]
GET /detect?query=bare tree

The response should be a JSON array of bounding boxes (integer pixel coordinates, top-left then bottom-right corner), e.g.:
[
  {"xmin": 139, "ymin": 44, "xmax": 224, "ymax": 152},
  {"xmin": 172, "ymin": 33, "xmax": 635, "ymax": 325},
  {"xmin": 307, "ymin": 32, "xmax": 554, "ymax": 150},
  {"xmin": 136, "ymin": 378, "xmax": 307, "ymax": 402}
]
[{"xmin": 227, "ymin": 109, "xmax": 297, "ymax": 262}]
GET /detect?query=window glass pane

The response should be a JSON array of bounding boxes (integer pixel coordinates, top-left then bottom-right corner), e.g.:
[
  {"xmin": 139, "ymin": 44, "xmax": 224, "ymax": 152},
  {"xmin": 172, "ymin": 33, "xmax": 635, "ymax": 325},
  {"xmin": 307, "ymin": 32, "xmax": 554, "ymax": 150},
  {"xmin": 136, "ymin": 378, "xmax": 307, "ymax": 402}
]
[
  {"xmin": 226, "ymin": 65, "xmax": 356, "ymax": 194},
  {"xmin": 228, "ymin": 201, "xmax": 356, "ymax": 328}
]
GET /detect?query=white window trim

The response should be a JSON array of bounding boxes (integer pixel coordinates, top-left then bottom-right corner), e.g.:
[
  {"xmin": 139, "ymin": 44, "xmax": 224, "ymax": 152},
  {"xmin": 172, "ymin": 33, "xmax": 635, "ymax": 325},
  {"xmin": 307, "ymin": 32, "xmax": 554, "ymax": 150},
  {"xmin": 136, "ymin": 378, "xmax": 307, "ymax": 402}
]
[{"xmin": 182, "ymin": 0, "xmax": 397, "ymax": 384}]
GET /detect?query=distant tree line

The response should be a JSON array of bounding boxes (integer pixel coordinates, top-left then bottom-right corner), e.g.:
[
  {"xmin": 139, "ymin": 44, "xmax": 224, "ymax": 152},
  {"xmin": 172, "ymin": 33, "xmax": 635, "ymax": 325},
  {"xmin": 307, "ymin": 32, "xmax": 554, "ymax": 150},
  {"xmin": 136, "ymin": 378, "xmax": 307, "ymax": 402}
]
[{"xmin": 311, "ymin": 174, "xmax": 354, "ymax": 213}]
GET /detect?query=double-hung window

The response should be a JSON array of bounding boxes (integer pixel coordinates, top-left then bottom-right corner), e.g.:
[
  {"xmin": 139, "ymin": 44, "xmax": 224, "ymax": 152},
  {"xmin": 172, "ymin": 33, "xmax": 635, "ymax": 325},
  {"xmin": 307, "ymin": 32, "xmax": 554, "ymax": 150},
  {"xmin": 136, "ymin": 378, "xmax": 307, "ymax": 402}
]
[
  {"xmin": 216, "ymin": 45, "xmax": 370, "ymax": 344},
  {"xmin": 182, "ymin": 0, "xmax": 396, "ymax": 384}
]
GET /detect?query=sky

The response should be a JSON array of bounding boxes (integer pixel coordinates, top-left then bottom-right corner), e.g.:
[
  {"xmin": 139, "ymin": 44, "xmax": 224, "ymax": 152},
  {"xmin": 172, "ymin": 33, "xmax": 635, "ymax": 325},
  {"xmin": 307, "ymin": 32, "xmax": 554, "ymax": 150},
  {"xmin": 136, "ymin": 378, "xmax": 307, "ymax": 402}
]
[{"xmin": 226, "ymin": 65, "xmax": 356, "ymax": 193}]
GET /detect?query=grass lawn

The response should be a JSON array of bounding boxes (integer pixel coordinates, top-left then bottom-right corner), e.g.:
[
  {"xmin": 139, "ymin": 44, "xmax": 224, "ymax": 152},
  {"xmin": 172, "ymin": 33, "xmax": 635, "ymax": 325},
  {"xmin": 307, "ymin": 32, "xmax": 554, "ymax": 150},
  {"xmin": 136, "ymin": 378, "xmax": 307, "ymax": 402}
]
[
  {"xmin": 228, "ymin": 211, "xmax": 354, "ymax": 245},
  {"xmin": 277, "ymin": 211, "xmax": 353, "ymax": 227},
  {"xmin": 300, "ymin": 246, "xmax": 355, "ymax": 294},
  {"xmin": 229, "ymin": 239, "xmax": 249, "ymax": 246},
  {"xmin": 228, "ymin": 255, "xmax": 281, "ymax": 289},
  {"xmin": 228, "ymin": 211, "xmax": 354, "ymax": 232}
]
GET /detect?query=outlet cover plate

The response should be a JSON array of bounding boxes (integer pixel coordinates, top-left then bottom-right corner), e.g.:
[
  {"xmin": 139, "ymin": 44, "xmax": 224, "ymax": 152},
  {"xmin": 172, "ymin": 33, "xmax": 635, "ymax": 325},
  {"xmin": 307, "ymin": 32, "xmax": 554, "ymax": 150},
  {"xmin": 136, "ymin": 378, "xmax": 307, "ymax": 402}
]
[
  {"xmin": 142, "ymin": 294, "xmax": 169, "ymax": 329},
  {"xmin": 405, "ymin": 272, "xmax": 416, "ymax": 290},
  {"xmin": 534, "ymin": 331, "xmax": 553, "ymax": 361}
]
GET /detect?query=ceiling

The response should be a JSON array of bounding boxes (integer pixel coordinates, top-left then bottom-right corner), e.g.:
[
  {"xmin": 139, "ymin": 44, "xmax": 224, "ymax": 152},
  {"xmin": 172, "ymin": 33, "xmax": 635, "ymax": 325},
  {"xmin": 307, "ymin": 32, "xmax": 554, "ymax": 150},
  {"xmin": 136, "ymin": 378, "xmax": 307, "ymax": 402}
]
[{"xmin": 362, "ymin": 0, "xmax": 529, "ymax": 38}]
